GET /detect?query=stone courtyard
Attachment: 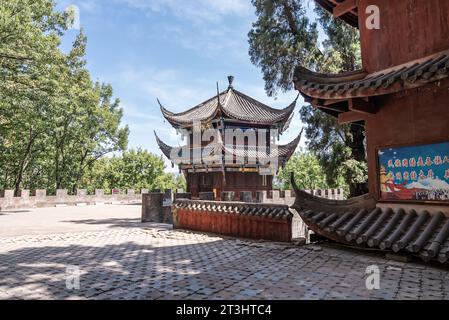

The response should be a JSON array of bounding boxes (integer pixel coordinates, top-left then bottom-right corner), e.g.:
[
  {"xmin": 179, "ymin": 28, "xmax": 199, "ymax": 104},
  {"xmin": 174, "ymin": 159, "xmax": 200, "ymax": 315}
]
[{"xmin": 0, "ymin": 204, "xmax": 448, "ymax": 300}]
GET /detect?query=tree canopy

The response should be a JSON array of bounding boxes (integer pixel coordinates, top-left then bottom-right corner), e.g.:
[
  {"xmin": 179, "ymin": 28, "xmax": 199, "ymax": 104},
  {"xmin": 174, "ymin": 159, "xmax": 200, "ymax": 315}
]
[
  {"xmin": 248, "ymin": 0, "xmax": 368, "ymax": 197},
  {"xmin": 275, "ymin": 151, "xmax": 331, "ymax": 190},
  {"xmin": 83, "ymin": 149, "xmax": 186, "ymax": 193},
  {"xmin": 0, "ymin": 0, "xmax": 181, "ymax": 194}
]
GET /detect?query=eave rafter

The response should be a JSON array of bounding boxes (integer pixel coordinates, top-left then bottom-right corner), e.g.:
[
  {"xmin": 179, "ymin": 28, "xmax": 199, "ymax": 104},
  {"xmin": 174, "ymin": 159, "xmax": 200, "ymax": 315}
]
[
  {"xmin": 307, "ymin": 97, "xmax": 375, "ymax": 125},
  {"xmin": 315, "ymin": 0, "xmax": 359, "ymax": 28},
  {"xmin": 295, "ymin": 49, "xmax": 449, "ymax": 124},
  {"xmin": 330, "ymin": 0, "xmax": 358, "ymax": 18}
]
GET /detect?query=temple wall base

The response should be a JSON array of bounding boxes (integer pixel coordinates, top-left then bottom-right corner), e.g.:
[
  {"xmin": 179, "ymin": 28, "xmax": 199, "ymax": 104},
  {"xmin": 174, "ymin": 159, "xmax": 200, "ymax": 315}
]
[{"xmin": 172, "ymin": 200, "xmax": 293, "ymax": 242}]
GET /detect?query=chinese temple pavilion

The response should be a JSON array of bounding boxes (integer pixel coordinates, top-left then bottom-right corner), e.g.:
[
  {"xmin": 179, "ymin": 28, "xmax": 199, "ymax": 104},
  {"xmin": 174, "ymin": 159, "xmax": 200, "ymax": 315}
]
[
  {"xmin": 292, "ymin": 0, "xmax": 449, "ymax": 263},
  {"xmin": 156, "ymin": 76, "xmax": 300, "ymax": 199}
]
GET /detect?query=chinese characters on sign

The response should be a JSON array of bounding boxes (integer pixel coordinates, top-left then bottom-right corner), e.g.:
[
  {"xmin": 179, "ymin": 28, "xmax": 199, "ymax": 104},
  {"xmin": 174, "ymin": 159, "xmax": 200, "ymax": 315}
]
[{"xmin": 378, "ymin": 142, "xmax": 449, "ymax": 201}]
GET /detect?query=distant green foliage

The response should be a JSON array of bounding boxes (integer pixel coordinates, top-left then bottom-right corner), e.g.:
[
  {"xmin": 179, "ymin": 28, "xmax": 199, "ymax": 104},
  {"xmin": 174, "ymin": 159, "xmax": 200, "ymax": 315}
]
[
  {"xmin": 83, "ymin": 149, "xmax": 186, "ymax": 193},
  {"xmin": 276, "ymin": 152, "xmax": 331, "ymax": 190}
]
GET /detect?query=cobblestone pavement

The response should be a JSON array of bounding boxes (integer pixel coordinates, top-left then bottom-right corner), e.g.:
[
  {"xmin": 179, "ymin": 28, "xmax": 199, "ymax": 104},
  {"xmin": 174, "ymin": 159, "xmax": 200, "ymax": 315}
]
[{"xmin": 1, "ymin": 226, "xmax": 449, "ymax": 300}]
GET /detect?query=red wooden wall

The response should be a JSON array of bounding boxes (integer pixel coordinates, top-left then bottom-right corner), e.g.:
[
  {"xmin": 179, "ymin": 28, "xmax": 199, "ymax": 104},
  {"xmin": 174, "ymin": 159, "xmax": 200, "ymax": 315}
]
[
  {"xmin": 365, "ymin": 79, "xmax": 449, "ymax": 200},
  {"xmin": 358, "ymin": 0, "xmax": 449, "ymax": 73}
]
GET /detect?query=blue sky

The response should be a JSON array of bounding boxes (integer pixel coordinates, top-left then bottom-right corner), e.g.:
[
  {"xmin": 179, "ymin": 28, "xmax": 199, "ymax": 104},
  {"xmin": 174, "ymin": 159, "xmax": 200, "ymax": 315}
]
[{"xmin": 55, "ymin": 0, "xmax": 319, "ymax": 172}]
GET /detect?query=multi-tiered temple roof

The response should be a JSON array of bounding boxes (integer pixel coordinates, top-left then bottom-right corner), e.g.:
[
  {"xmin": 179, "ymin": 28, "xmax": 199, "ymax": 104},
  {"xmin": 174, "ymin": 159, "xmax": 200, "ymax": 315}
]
[
  {"xmin": 158, "ymin": 78, "xmax": 296, "ymax": 131},
  {"xmin": 155, "ymin": 130, "xmax": 302, "ymax": 170},
  {"xmin": 156, "ymin": 77, "xmax": 301, "ymax": 172}
]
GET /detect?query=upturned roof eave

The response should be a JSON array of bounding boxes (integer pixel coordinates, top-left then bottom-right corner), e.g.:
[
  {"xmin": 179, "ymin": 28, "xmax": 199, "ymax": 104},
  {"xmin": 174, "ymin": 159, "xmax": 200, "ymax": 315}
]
[
  {"xmin": 157, "ymin": 87, "xmax": 297, "ymax": 128},
  {"xmin": 293, "ymin": 49, "xmax": 449, "ymax": 101},
  {"xmin": 154, "ymin": 130, "xmax": 302, "ymax": 165}
]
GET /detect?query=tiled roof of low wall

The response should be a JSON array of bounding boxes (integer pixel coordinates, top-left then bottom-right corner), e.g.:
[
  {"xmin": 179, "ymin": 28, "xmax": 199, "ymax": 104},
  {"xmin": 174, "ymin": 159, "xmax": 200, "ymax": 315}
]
[
  {"xmin": 173, "ymin": 200, "xmax": 293, "ymax": 220},
  {"xmin": 290, "ymin": 174, "xmax": 449, "ymax": 264},
  {"xmin": 298, "ymin": 207, "xmax": 449, "ymax": 263}
]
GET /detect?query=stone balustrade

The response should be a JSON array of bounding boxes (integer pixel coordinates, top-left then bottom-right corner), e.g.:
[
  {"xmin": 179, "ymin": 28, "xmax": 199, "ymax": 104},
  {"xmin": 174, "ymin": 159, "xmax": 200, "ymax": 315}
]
[
  {"xmin": 214, "ymin": 188, "xmax": 344, "ymax": 205},
  {"xmin": 0, "ymin": 187, "xmax": 344, "ymax": 211},
  {"xmin": 263, "ymin": 188, "xmax": 345, "ymax": 206},
  {"xmin": 0, "ymin": 189, "xmax": 147, "ymax": 211}
]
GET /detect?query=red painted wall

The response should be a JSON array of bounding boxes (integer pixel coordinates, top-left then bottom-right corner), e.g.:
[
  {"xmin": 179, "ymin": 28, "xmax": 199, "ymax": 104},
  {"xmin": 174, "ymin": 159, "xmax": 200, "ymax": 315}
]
[
  {"xmin": 365, "ymin": 79, "xmax": 449, "ymax": 200},
  {"xmin": 173, "ymin": 209, "xmax": 292, "ymax": 242},
  {"xmin": 358, "ymin": 0, "xmax": 449, "ymax": 73}
]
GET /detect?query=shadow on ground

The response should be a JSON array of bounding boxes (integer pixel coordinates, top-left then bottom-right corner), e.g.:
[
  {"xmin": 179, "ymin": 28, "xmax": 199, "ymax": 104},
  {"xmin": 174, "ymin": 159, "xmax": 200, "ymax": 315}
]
[
  {"xmin": 61, "ymin": 218, "xmax": 144, "ymax": 229},
  {"xmin": 1, "ymin": 236, "xmax": 278, "ymax": 300},
  {"xmin": 1, "ymin": 229, "xmax": 448, "ymax": 300},
  {"xmin": 0, "ymin": 210, "xmax": 31, "ymax": 214}
]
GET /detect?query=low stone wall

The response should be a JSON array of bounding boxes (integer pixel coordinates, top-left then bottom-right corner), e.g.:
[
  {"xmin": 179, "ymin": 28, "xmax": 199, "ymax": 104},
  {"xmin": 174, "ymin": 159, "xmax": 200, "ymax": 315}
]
[
  {"xmin": 0, "ymin": 187, "xmax": 344, "ymax": 211},
  {"xmin": 0, "ymin": 189, "xmax": 147, "ymax": 211},
  {"xmin": 179, "ymin": 188, "xmax": 344, "ymax": 205},
  {"xmin": 141, "ymin": 191, "xmax": 317, "ymax": 242},
  {"xmin": 172, "ymin": 200, "xmax": 293, "ymax": 242}
]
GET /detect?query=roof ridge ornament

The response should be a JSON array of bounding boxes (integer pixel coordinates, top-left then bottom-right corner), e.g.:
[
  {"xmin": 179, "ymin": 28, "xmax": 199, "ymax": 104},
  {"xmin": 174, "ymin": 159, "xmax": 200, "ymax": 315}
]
[
  {"xmin": 216, "ymin": 82, "xmax": 221, "ymax": 107},
  {"xmin": 227, "ymin": 75, "xmax": 234, "ymax": 89}
]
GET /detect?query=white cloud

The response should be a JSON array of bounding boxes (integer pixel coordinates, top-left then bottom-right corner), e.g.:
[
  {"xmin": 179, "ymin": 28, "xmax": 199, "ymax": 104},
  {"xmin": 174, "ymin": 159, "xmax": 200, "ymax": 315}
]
[
  {"xmin": 119, "ymin": 66, "xmax": 213, "ymax": 111},
  {"xmin": 115, "ymin": 0, "xmax": 253, "ymax": 60},
  {"xmin": 77, "ymin": 0, "xmax": 99, "ymax": 13},
  {"xmin": 116, "ymin": 0, "xmax": 252, "ymax": 23},
  {"xmin": 154, "ymin": 23, "xmax": 247, "ymax": 60},
  {"xmin": 115, "ymin": 66, "xmax": 209, "ymax": 158}
]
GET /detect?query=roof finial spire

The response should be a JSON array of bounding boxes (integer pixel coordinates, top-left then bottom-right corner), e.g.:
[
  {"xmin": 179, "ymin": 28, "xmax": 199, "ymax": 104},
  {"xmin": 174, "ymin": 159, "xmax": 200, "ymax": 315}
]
[
  {"xmin": 227, "ymin": 75, "xmax": 234, "ymax": 89},
  {"xmin": 216, "ymin": 81, "xmax": 221, "ymax": 106}
]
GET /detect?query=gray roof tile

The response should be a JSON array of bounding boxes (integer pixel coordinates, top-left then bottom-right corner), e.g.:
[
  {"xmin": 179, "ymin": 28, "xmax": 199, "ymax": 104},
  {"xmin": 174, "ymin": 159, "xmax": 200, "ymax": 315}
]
[
  {"xmin": 174, "ymin": 199, "xmax": 293, "ymax": 220},
  {"xmin": 159, "ymin": 88, "xmax": 296, "ymax": 126},
  {"xmin": 291, "ymin": 178, "xmax": 449, "ymax": 264}
]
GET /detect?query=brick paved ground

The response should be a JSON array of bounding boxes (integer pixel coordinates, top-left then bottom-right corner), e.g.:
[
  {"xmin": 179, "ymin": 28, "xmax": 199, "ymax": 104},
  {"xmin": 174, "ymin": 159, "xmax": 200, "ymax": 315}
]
[{"xmin": 0, "ymin": 205, "xmax": 448, "ymax": 300}]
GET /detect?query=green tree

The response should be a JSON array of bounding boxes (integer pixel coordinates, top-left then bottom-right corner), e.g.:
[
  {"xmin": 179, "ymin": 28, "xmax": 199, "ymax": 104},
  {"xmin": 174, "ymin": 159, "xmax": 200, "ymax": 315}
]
[
  {"xmin": 49, "ymin": 32, "xmax": 128, "ymax": 192},
  {"xmin": 248, "ymin": 0, "xmax": 320, "ymax": 97},
  {"xmin": 0, "ymin": 0, "xmax": 69, "ymax": 193},
  {"xmin": 248, "ymin": 1, "xmax": 367, "ymax": 197},
  {"xmin": 0, "ymin": 1, "xmax": 129, "ymax": 194},
  {"xmin": 276, "ymin": 151, "xmax": 329, "ymax": 190},
  {"xmin": 84, "ymin": 149, "xmax": 184, "ymax": 192},
  {"xmin": 0, "ymin": 0, "xmax": 69, "ymax": 95}
]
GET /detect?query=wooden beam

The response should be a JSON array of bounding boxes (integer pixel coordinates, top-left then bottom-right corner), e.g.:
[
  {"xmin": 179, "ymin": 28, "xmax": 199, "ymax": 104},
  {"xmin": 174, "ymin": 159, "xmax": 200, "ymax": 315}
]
[
  {"xmin": 338, "ymin": 111, "xmax": 366, "ymax": 125},
  {"xmin": 333, "ymin": 0, "xmax": 357, "ymax": 18},
  {"xmin": 348, "ymin": 98, "xmax": 377, "ymax": 114},
  {"xmin": 323, "ymin": 98, "xmax": 348, "ymax": 106},
  {"xmin": 311, "ymin": 99, "xmax": 343, "ymax": 113},
  {"xmin": 318, "ymin": 105, "xmax": 345, "ymax": 113}
]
